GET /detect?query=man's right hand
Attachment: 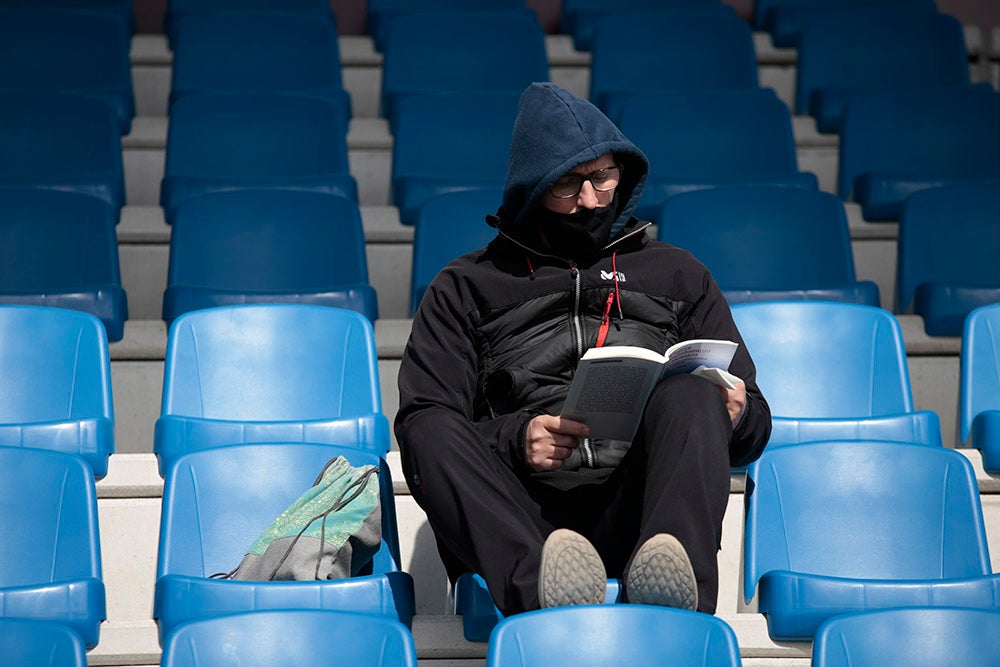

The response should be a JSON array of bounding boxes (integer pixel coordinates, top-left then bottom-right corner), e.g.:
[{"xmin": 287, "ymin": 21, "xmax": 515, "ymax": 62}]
[{"xmin": 524, "ymin": 415, "xmax": 590, "ymax": 472}]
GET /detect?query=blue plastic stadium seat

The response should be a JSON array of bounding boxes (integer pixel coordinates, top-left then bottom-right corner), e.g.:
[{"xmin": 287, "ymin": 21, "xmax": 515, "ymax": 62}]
[
  {"xmin": 380, "ymin": 11, "xmax": 547, "ymax": 132},
  {"xmin": 895, "ymin": 184, "xmax": 1000, "ymax": 335},
  {"xmin": 163, "ymin": 0, "xmax": 335, "ymax": 49},
  {"xmin": 153, "ymin": 443, "xmax": 415, "ymax": 645},
  {"xmin": 839, "ymin": 86, "xmax": 1000, "ymax": 221},
  {"xmin": 962, "ymin": 304, "xmax": 1000, "ymax": 473},
  {"xmin": 366, "ymin": 0, "xmax": 536, "ymax": 53},
  {"xmin": 731, "ymin": 301, "xmax": 942, "ymax": 451},
  {"xmin": 0, "ymin": 9, "xmax": 134, "ymax": 133},
  {"xmin": 0, "ymin": 306, "xmax": 114, "ymax": 478},
  {"xmin": 0, "ymin": 0, "xmax": 133, "ymax": 36},
  {"xmin": 562, "ymin": 0, "xmax": 729, "ymax": 52},
  {"xmin": 0, "ymin": 618, "xmax": 88, "ymax": 667},
  {"xmin": 0, "ymin": 92, "xmax": 125, "ymax": 220},
  {"xmin": 0, "ymin": 448, "xmax": 105, "ymax": 648},
  {"xmin": 0, "ymin": 189, "xmax": 127, "ymax": 341},
  {"xmin": 160, "ymin": 609, "xmax": 418, "ymax": 667},
  {"xmin": 487, "ymin": 605, "xmax": 741, "ymax": 666},
  {"xmin": 617, "ymin": 89, "xmax": 818, "ymax": 220},
  {"xmin": 455, "ymin": 574, "xmax": 622, "ymax": 643},
  {"xmin": 411, "ymin": 189, "xmax": 502, "ymax": 315},
  {"xmin": 657, "ymin": 186, "xmax": 879, "ymax": 306},
  {"xmin": 745, "ymin": 440, "xmax": 1000, "ymax": 641},
  {"xmin": 163, "ymin": 191, "xmax": 376, "ymax": 326},
  {"xmin": 154, "ymin": 304, "xmax": 388, "ymax": 476},
  {"xmin": 589, "ymin": 9, "xmax": 755, "ymax": 123},
  {"xmin": 812, "ymin": 607, "xmax": 1000, "ymax": 667},
  {"xmin": 392, "ymin": 93, "xmax": 519, "ymax": 226},
  {"xmin": 753, "ymin": 0, "xmax": 937, "ymax": 48},
  {"xmin": 169, "ymin": 12, "xmax": 350, "ymax": 114},
  {"xmin": 796, "ymin": 7, "xmax": 969, "ymax": 134},
  {"xmin": 161, "ymin": 93, "xmax": 355, "ymax": 223}
]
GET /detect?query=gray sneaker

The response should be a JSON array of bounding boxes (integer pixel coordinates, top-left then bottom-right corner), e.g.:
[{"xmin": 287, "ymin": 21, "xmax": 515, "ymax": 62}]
[
  {"xmin": 624, "ymin": 533, "xmax": 698, "ymax": 610},
  {"xmin": 538, "ymin": 529, "xmax": 606, "ymax": 608}
]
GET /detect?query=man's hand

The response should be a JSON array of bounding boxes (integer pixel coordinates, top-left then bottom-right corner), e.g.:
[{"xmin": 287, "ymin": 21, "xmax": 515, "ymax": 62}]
[
  {"xmin": 716, "ymin": 380, "xmax": 747, "ymax": 427},
  {"xmin": 525, "ymin": 415, "xmax": 589, "ymax": 472}
]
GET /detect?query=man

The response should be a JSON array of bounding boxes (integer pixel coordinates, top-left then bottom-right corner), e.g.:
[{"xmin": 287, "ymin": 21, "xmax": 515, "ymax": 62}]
[{"xmin": 395, "ymin": 82, "xmax": 770, "ymax": 615}]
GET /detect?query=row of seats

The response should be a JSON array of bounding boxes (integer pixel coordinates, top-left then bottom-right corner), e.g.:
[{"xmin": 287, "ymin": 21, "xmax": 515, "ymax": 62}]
[
  {"xmin": 2, "ymin": 301, "xmax": 997, "ymax": 662},
  {"xmin": 1, "ymin": 175, "xmax": 995, "ymax": 358},
  {"xmin": 3, "ymin": 6, "xmax": 997, "ymax": 334}
]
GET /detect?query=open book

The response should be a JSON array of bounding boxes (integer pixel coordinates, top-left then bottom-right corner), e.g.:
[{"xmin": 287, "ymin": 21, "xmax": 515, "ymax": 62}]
[{"xmin": 560, "ymin": 339, "xmax": 739, "ymax": 442}]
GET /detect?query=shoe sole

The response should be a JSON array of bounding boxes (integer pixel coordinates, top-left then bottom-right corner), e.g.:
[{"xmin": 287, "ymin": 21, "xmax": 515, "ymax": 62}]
[
  {"xmin": 625, "ymin": 533, "xmax": 698, "ymax": 610},
  {"xmin": 538, "ymin": 529, "xmax": 606, "ymax": 608}
]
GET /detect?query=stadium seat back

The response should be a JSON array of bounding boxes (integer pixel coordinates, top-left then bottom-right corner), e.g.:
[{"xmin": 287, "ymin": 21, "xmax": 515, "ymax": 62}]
[
  {"xmin": 0, "ymin": 8, "xmax": 133, "ymax": 132},
  {"xmin": 154, "ymin": 304, "xmax": 388, "ymax": 473},
  {"xmin": 391, "ymin": 93, "xmax": 518, "ymax": 225},
  {"xmin": 488, "ymin": 605, "xmax": 741, "ymax": 666},
  {"xmin": 169, "ymin": 13, "xmax": 348, "ymax": 109},
  {"xmin": 160, "ymin": 610, "xmax": 418, "ymax": 667},
  {"xmin": 0, "ymin": 189, "xmax": 127, "ymax": 340},
  {"xmin": 618, "ymin": 89, "xmax": 816, "ymax": 218},
  {"xmin": 895, "ymin": 184, "xmax": 1000, "ymax": 335},
  {"xmin": 0, "ymin": 447, "xmax": 105, "ymax": 647},
  {"xmin": 161, "ymin": 93, "xmax": 355, "ymax": 221},
  {"xmin": 563, "ymin": 0, "xmax": 728, "ymax": 51},
  {"xmin": 0, "ymin": 305, "xmax": 114, "ymax": 476},
  {"xmin": 366, "ymin": 0, "xmax": 534, "ymax": 52},
  {"xmin": 160, "ymin": 304, "xmax": 382, "ymax": 423},
  {"xmin": 840, "ymin": 87, "xmax": 1000, "ymax": 203},
  {"xmin": 380, "ymin": 12, "xmax": 547, "ymax": 128},
  {"xmin": 731, "ymin": 301, "xmax": 913, "ymax": 417},
  {"xmin": 812, "ymin": 607, "xmax": 1000, "ymax": 667},
  {"xmin": 658, "ymin": 186, "xmax": 877, "ymax": 305},
  {"xmin": 745, "ymin": 441, "xmax": 996, "ymax": 639},
  {"xmin": 756, "ymin": 0, "xmax": 937, "ymax": 47},
  {"xmin": 164, "ymin": 191, "xmax": 375, "ymax": 324},
  {"xmin": 164, "ymin": 0, "xmax": 334, "ymax": 45},
  {"xmin": 590, "ymin": 11, "xmax": 756, "ymax": 121},
  {"xmin": 0, "ymin": 92, "xmax": 125, "ymax": 214},
  {"xmin": 0, "ymin": 618, "xmax": 88, "ymax": 667},
  {"xmin": 410, "ymin": 188, "xmax": 502, "ymax": 315},
  {"xmin": 796, "ymin": 7, "xmax": 969, "ymax": 125},
  {"xmin": 961, "ymin": 304, "xmax": 1000, "ymax": 471}
]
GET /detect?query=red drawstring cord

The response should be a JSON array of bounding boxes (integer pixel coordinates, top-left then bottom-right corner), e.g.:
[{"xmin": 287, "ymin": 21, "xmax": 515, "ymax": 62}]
[
  {"xmin": 596, "ymin": 292, "xmax": 614, "ymax": 347},
  {"xmin": 595, "ymin": 252, "xmax": 623, "ymax": 348},
  {"xmin": 611, "ymin": 251, "xmax": 623, "ymax": 319}
]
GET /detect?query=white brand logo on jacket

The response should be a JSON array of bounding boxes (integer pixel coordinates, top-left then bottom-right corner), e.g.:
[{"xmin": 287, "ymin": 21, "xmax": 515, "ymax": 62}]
[{"xmin": 600, "ymin": 270, "xmax": 626, "ymax": 282}]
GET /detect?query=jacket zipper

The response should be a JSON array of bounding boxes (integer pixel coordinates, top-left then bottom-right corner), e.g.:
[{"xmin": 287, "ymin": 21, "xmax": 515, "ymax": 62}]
[
  {"xmin": 570, "ymin": 265, "xmax": 584, "ymax": 358},
  {"xmin": 570, "ymin": 264, "xmax": 596, "ymax": 467}
]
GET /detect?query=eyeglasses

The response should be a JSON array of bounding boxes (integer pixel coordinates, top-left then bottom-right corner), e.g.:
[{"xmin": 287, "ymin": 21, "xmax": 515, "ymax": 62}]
[{"xmin": 548, "ymin": 165, "xmax": 622, "ymax": 199}]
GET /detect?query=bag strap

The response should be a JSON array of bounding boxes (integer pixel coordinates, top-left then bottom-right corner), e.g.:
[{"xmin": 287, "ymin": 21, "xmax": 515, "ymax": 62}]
[
  {"xmin": 209, "ymin": 459, "xmax": 379, "ymax": 581},
  {"xmin": 264, "ymin": 464, "xmax": 379, "ymax": 581}
]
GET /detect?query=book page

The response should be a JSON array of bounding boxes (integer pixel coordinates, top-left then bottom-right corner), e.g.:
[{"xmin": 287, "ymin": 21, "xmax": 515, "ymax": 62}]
[
  {"xmin": 561, "ymin": 355, "xmax": 662, "ymax": 441},
  {"xmin": 661, "ymin": 339, "xmax": 738, "ymax": 377}
]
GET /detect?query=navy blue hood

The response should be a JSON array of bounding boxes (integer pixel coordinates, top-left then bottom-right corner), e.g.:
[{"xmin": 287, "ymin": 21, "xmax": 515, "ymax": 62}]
[{"xmin": 499, "ymin": 82, "xmax": 648, "ymax": 237}]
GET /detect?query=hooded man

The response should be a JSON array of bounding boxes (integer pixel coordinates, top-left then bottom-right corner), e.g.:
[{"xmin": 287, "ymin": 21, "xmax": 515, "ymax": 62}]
[{"xmin": 395, "ymin": 82, "xmax": 771, "ymax": 615}]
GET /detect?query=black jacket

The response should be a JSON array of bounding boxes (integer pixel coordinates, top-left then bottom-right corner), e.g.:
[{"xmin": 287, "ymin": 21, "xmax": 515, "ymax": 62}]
[{"xmin": 395, "ymin": 83, "xmax": 770, "ymax": 484}]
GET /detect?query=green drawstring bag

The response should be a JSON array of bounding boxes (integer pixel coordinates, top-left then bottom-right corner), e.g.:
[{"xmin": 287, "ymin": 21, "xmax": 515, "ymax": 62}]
[{"xmin": 215, "ymin": 456, "xmax": 381, "ymax": 582}]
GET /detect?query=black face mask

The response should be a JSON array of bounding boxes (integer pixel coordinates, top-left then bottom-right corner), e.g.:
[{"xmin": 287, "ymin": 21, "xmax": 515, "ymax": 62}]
[{"xmin": 535, "ymin": 194, "xmax": 620, "ymax": 263}]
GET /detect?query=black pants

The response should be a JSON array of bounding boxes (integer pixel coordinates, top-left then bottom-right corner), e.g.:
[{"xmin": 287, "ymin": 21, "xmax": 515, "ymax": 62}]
[{"xmin": 400, "ymin": 373, "xmax": 733, "ymax": 615}]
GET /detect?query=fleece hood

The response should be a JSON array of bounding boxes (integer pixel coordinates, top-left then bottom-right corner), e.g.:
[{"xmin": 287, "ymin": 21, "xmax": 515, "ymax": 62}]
[{"xmin": 499, "ymin": 82, "xmax": 648, "ymax": 237}]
